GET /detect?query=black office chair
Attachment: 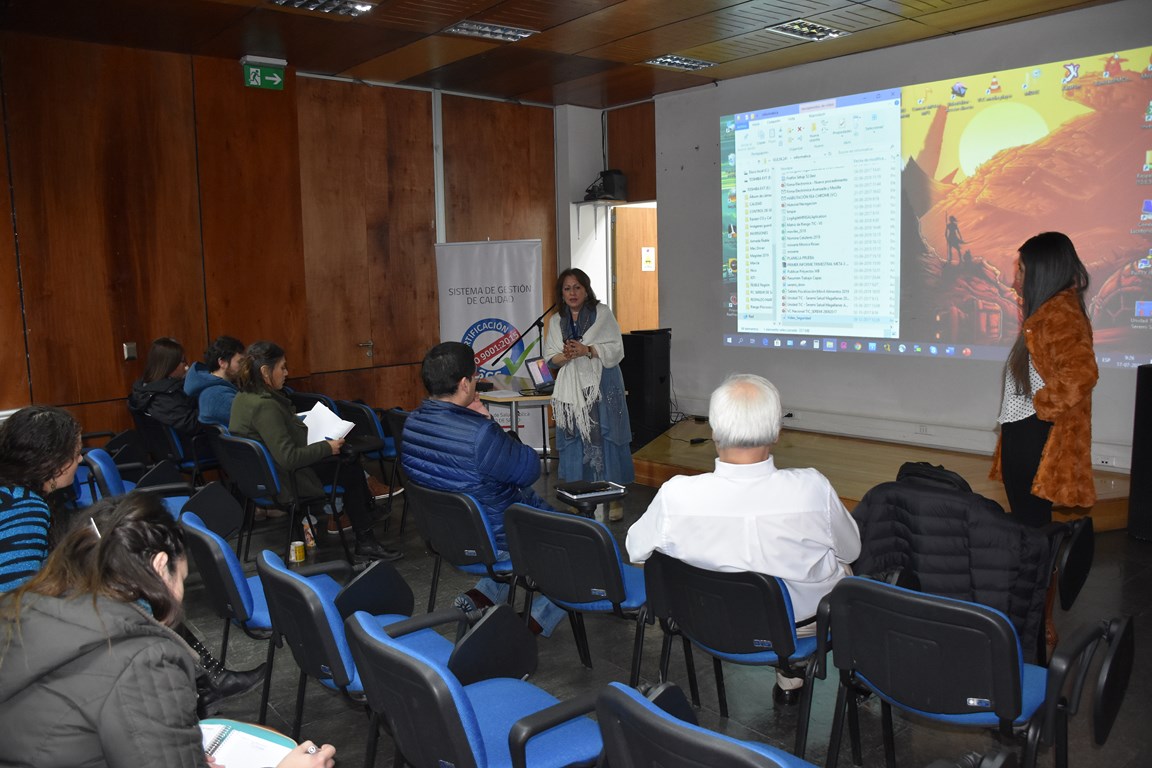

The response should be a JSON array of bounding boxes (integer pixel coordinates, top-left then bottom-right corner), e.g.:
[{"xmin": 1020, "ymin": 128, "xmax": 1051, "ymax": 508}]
[
  {"xmin": 182, "ymin": 509, "xmax": 277, "ymax": 668},
  {"xmin": 286, "ymin": 389, "xmax": 339, "ymax": 416},
  {"xmin": 381, "ymin": 407, "xmax": 411, "ymax": 529},
  {"xmin": 180, "ymin": 480, "xmax": 245, "ymax": 542},
  {"xmin": 129, "ymin": 409, "xmax": 218, "ymax": 486},
  {"xmin": 597, "ymin": 681, "xmax": 820, "ymax": 768},
  {"xmin": 815, "ymin": 576, "xmax": 1134, "ymax": 768},
  {"xmin": 404, "ymin": 480, "xmax": 516, "ymax": 612},
  {"xmin": 255, "ymin": 550, "xmax": 455, "ymax": 738},
  {"xmin": 643, "ymin": 551, "xmax": 818, "ymax": 758},
  {"xmin": 346, "ymin": 603, "xmax": 601, "ymax": 768},
  {"xmin": 214, "ymin": 433, "xmax": 353, "ymax": 563},
  {"xmin": 336, "ymin": 399, "xmax": 405, "ymax": 532},
  {"xmin": 503, "ymin": 502, "xmax": 648, "ymax": 685}
]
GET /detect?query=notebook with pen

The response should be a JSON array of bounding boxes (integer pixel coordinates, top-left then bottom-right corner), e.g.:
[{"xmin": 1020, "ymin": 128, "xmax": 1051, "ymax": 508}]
[{"xmin": 201, "ymin": 718, "xmax": 295, "ymax": 764}]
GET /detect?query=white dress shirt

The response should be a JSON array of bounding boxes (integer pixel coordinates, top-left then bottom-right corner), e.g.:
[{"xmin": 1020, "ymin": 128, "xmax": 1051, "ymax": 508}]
[{"xmin": 626, "ymin": 456, "xmax": 861, "ymax": 620}]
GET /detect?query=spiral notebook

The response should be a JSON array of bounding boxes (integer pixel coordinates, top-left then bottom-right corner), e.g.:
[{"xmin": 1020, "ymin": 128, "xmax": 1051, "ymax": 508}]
[{"xmin": 201, "ymin": 719, "xmax": 295, "ymax": 764}]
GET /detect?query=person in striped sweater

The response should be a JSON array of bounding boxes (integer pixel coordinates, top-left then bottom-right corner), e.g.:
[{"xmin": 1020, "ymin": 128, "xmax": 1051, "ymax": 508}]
[{"xmin": 0, "ymin": 406, "xmax": 83, "ymax": 593}]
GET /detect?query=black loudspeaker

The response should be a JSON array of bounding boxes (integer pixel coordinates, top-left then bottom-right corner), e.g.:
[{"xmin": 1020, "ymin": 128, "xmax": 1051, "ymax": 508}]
[
  {"xmin": 600, "ymin": 170, "xmax": 627, "ymax": 201},
  {"xmin": 1129, "ymin": 364, "xmax": 1152, "ymax": 541},
  {"xmin": 621, "ymin": 329, "xmax": 671, "ymax": 451}
]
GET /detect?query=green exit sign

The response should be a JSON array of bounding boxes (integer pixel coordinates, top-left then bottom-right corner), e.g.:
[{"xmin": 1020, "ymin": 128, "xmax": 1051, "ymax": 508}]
[{"xmin": 244, "ymin": 64, "xmax": 285, "ymax": 90}]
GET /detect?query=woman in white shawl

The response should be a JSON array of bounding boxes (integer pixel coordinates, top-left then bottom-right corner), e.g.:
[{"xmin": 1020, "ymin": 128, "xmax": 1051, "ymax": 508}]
[{"xmin": 545, "ymin": 269, "xmax": 635, "ymax": 520}]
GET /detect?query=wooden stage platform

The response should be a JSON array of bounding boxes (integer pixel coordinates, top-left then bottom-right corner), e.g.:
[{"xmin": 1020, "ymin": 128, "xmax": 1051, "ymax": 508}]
[{"xmin": 632, "ymin": 420, "xmax": 1131, "ymax": 532}]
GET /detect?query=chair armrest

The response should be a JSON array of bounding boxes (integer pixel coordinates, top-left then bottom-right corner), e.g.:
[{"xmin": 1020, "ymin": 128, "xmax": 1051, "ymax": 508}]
[
  {"xmin": 138, "ymin": 482, "xmax": 196, "ymax": 498},
  {"xmin": 334, "ymin": 560, "xmax": 415, "ymax": 620},
  {"xmin": 1041, "ymin": 620, "xmax": 1106, "ymax": 744},
  {"xmin": 294, "ymin": 559, "xmax": 354, "ymax": 583},
  {"xmin": 137, "ymin": 460, "xmax": 185, "ymax": 488},
  {"xmin": 384, "ymin": 608, "xmax": 470, "ymax": 639},
  {"xmin": 508, "ymin": 690, "xmax": 599, "ymax": 768},
  {"xmin": 814, "ymin": 594, "xmax": 833, "ymax": 680}
]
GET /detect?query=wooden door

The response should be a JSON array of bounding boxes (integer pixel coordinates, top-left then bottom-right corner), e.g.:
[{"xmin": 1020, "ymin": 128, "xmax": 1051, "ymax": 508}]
[{"xmin": 612, "ymin": 205, "xmax": 659, "ymax": 333}]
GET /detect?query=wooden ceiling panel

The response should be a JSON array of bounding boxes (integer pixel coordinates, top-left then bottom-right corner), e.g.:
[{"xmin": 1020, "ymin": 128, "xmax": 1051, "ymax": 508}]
[
  {"xmin": 473, "ymin": 0, "xmax": 628, "ymax": 32},
  {"xmin": 704, "ymin": 17, "xmax": 939, "ymax": 79},
  {"xmin": 367, "ymin": 0, "xmax": 506, "ymax": 33},
  {"xmin": 195, "ymin": 8, "xmax": 424, "ymax": 74},
  {"xmin": 0, "ymin": 0, "xmax": 1131, "ymax": 107},
  {"xmin": 582, "ymin": 0, "xmax": 853, "ymax": 64},
  {"xmin": 681, "ymin": 30, "xmax": 801, "ymax": 64},
  {"xmin": 518, "ymin": 63, "xmax": 714, "ymax": 109},
  {"xmin": 341, "ymin": 35, "xmax": 498, "ymax": 82},
  {"xmin": 0, "ymin": 0, "xmax": 253, "ymax": 53},
  {"xmin": 400, "ymin": 47, "xmax": 620, "ymax": 101},
  {"xmin": 517, "ymin": 0, "xmax": 746, "ymax": 55}
]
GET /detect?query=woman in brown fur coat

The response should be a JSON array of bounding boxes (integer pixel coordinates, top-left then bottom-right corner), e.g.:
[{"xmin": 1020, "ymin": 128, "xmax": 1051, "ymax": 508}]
[{"xmin": 991, "ymin": 232, "xmax": 1097, "ymax": 526}]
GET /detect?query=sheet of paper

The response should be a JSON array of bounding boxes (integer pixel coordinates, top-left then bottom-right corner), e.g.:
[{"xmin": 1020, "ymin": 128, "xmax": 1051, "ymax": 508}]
[{"xmin": 301, "ymin": 402, "xmax": 355, "ymax": 443}]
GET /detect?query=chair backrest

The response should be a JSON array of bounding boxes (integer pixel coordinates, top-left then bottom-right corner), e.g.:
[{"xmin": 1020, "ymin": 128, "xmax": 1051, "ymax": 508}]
[
  {"xmin": 504, "ymin": 503, "xmax": 627, "ymax": 605},
  {"xmin": 288, "ymin": 390, "xmax": 338, "ymax": 416},
  {"xmin": 182, "ymin": 511, "xmax": 255, "ymax": 623},
  {"xmin": 383, "ymin": 408, "xmax": 410, "ymax": 473},
  {"xmin": 129, "ymin": 408, "xmax": 189, "ymax": 466},
  {"xmin": 1056, "ymin": 517, "xmax": 1094, "ymax": 611},
  {"xmin": 257, "ymin": 550, "xmax": 355, "ymax": 688},
  {"xmin": 214, "ymin": 434, "xmax": 281, "ymax": 504},
  {"xmin": 824, "ymin": 576, "xmax": 1024, "ymax": 723},
  {"xmin": 181, "ymin": 481, "xmax": 245, "ymax": 539},
  {"xmin": 81, "ymin": 448, "xmax": 131, "ymax": 498},
  {"xmin": 644, "ymin": 551, "xmax": 798, "ymax": 660},
  {"xmin": 597, "ymin": 682, "xmax": 815, "ymax": 768},
  {"xmin": 346, "ymin": 610, "xmax": 483, "ymax": 768},
  {"xmin": 335, "ymin": 400, "xmax": 395, "ymax": 453},
  {"xmin": 405, "ymin": 481, "xmax": 499, "ymax": 568}
]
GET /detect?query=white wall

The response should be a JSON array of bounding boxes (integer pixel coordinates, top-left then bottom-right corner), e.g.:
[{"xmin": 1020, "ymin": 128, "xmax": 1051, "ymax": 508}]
[
  {"xmin": 554, "ymin": 105, "xmax": 614, "ymax": 302},
  {"xmin": 654, "ymin": 0, "xmax": 1152, "ymax": 467}
]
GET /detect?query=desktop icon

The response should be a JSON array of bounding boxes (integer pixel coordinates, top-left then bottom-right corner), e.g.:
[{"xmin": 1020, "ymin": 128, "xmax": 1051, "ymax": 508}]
[
  {"xmin": 1062, "ymin": 62, "xmax": 1079, "ymax": 85},
  {"xmin": 898, "ymin": 344, "xmax": 907, "ymax": 353},
  {"xmin": 824, "ymin": 340, "xmax": 837, "ymax": 351},
  {"xmin": 868, "ymin": 342, "xmax": 877, "ymax": 351},
  {"xmin": 913, "ymin": 344, "xmax": 923, "ymax": 353},
  {"xmin": 945, "ymin": 346, "xmax": 956, "ymax": 356},
  {"xmin": 929, "ymin": 345, "xmax": 938, "ymax": 355}
]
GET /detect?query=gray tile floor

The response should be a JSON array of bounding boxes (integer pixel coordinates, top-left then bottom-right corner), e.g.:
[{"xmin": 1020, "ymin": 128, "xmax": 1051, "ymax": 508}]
[{"xmin": 183, "ymin": 469, "xmax": 1152, "ymax": 768}]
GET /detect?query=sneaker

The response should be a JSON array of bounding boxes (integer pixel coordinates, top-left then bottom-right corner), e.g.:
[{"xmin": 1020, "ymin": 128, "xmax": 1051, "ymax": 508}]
[
  {"xmin": 365, "ymin": 474, "xmax": 401, "ymax": 501},
  {"xmin": 327, "ymin": 513, "xmax": 353, "ymax": 535},
  {"xmin": 452, "ymin": 588, "xmax": 494, "ymax": 614}
]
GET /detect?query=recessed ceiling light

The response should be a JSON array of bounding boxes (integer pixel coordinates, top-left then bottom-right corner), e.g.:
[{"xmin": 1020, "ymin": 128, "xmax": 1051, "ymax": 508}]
[
  {"xmin": 269, "ymin": 0, "xmax": 375, "ymax": 17},
  {"xmin": 444, "ymin": 21, "xmax": 538, "ymax": 43},
  {"xmin": 766, "ymin": 19, "xmax": 847, "ymax": 42},
  {"xmin": 644, "ymin": 55, "xmax": 715, "ymax": 72}
]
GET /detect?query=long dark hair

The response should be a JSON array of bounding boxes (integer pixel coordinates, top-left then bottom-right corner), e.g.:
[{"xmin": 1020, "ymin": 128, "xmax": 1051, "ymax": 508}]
[
  {"xmin": 235, "ymin": 340, "xmax": 286, "ymax": 394},
  {"xmin": 1006, "ymin": 232, "xmax": 1090, "ymax": 396},
  {"xmin": 0, "ymin": 492, "xmax": 187, "ymax": 627},
  {"xmin": 0, "ymin": 406, "xmax": 81, "ymax": 492},
  {"xmin": 554, "ymin": 268, "xmax": 600, "ymax": 310},
  {"xmin": 142, "ymin": 337, "xmax": 185, "ymax": 383}
]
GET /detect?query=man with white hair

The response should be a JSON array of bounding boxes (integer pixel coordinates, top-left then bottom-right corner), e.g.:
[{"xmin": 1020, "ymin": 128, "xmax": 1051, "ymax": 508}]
[{"xmin": 626, "ymin": 373, "xmax": 860, "ymax": 702}]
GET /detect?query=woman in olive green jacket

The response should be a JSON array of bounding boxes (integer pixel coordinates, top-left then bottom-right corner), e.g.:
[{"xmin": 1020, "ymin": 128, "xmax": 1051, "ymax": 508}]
[{"xmin": 229, "ymin": 341, "xmax": 400, "ymax": 561}]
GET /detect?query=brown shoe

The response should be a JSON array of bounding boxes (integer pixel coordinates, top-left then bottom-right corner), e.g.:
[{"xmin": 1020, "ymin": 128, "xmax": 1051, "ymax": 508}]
[
  {"xmin": 365, "ymin": 474, "xmax": 397, "ymax": 501},
  {"xmin": 608, "ymin": 501, "xmax": 624, "ymax": 522},
  {"xmin": 327, "ymin": 513, "xmax": 353, "ymax": 535}
]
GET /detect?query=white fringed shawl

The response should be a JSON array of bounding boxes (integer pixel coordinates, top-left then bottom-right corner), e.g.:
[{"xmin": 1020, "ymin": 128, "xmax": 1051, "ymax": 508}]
[{"xmin": 544, "ymin": 305, "xmax": 625, "ymax": 443}]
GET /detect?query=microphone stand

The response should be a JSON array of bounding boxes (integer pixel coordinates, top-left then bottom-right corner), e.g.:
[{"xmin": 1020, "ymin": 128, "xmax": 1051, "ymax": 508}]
[{"xmin": 488, "ymin": 302, "xmax": 557, "ymax": 375}]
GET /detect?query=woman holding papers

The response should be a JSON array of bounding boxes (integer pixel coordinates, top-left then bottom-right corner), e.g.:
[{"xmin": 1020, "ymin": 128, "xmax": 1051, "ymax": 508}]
[
  {"xmin": 230, "ymin": 341, "xmax": 400, "ymax": 561},
  {"xmin": 0, "ymin": 492, "xmax": 336, "ymax": 768},
  {"xmin": 545, "ymin": 269, "xmax": 634, "ymax": 521}
]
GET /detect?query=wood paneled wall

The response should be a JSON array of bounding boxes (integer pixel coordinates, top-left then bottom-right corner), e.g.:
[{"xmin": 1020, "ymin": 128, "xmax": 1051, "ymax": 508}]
[
  {"xmin": 1, "ymin": 35, "xmax": 205, "ymax": 413},
  {"xmin": 607, "ymin": 102, "xmax": 656, "ymax": 203},
  {"xmin": 442, "ymin": 95, "xmax": 558, "ymax": 304},
  {"xmin": 193, "ymin": 55, "xmax": 309, "ymax": 369},
  {"xmin": 0, "ymin": 34, "xmax": 560, "ymax": 424}
]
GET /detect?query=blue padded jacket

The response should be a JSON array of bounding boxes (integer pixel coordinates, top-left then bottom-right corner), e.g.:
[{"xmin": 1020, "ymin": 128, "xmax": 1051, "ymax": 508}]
[{"xmin": 402, "ymin": 399, "xmax": 542, "ymax": 550}]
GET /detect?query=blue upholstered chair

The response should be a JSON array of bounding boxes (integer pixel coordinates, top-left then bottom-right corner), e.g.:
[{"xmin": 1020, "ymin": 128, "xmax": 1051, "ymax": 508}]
[
  {"xmin": 346, "ymin": 603, "xmax": 602, "ymax": 768},
  {"xmin": 643, "ymin": 550, "xmax": 819, "ymax": 758},
  {"xmin": 79, "ymin": 448, "xmax": 191, "ymax": 518},
  {"xmin": 597, "ymin": 682, "xmax": 818, "ymax": 768},
  {"xmin": 256, "ymin": 550, "xmax": 455, "ymax": 739},
  {"xmin": 815, "ymin": 576, "xmax": 1134, "ymax": 768},
  {"xmin": 503, "ymin": 502, "xmax": 648, "ymax": 685}
]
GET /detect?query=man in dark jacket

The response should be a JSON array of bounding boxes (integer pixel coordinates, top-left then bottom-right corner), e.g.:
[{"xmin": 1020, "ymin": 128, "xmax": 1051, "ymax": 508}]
[{"xmin": 402, "ymin": 342, "xmax": 563, "ymax": 634}]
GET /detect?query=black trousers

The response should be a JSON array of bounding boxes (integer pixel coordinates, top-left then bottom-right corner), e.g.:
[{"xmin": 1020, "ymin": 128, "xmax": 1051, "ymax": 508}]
[
  {"xmin": 310, "ymin": 459, "xmax": 375, "ymax": 533},
  {"xmin": 1000, "ymin": 414, "xmax": 1054, "ymax": 527}
]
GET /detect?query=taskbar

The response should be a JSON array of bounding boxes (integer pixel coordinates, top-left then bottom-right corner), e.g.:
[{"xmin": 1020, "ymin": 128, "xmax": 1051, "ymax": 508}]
[{"xmin": 721, "ymin": 334, "xmax": 1151, "ymax": 369}]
